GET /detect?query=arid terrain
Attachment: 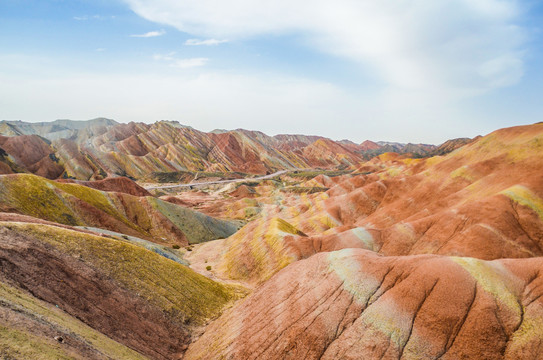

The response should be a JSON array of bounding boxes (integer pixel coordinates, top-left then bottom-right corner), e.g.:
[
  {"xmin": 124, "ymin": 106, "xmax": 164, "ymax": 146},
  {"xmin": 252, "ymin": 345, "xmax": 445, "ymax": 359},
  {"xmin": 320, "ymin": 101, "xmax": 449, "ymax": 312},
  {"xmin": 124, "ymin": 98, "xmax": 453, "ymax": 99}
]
[{"xmin": 1, "ymin": 120, "xmax": 542, "ymax": 359}]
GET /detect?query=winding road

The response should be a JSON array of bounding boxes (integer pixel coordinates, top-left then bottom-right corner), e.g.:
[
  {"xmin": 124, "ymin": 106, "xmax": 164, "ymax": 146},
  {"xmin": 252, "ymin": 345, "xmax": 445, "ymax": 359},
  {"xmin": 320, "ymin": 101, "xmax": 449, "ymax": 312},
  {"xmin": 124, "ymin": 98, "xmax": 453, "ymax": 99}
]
[{"xmin": 144, "ymin": 170, "xmax": 289, "ymax": 190}]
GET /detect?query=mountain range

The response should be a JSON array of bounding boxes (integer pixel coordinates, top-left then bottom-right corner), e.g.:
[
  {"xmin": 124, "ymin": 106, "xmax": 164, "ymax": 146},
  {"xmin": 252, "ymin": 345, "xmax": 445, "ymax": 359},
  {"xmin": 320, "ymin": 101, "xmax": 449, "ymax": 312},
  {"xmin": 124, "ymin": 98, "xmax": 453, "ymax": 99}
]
[
  {"xmin": 0, "ymin": 118, "xmax": 470, "ymax": 180},
  {"xmin": 0, "ymin": 120, "xmax": 542, "ymax": 359}
]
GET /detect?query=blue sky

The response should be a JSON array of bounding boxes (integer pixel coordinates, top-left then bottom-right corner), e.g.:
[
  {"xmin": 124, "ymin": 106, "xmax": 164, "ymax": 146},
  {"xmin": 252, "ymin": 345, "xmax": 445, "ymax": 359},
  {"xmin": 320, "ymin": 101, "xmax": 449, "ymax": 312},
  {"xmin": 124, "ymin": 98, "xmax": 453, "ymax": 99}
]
[{"xmin": 1, "ymin": 0, "xmax": 542, "ymax": 143}]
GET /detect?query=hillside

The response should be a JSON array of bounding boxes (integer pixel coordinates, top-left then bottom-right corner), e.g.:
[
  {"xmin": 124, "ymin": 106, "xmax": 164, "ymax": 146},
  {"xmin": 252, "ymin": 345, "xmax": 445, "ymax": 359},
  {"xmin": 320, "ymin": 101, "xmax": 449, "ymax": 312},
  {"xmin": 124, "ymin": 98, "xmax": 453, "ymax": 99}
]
[
  {"xmin": 0, "ymin": 122, "xmax": 542, "ymax": 359},
  {"xmin": 0, "ymin": 174, "xmax": 240, "ymax": 245},
  {"xmin": 185, "ymin": 123, "xmax": 543, "ymax": 285},
  {"xmin": 181, "ymin": 123, "xmax": 543, "ymax": 358},
  {"xmin": 0, "ymin": 221, "xmax": 243, "ymax": 359},
  {"xmin": 0, "ymin": 120, "xmax": 364, "ymax": 179}
]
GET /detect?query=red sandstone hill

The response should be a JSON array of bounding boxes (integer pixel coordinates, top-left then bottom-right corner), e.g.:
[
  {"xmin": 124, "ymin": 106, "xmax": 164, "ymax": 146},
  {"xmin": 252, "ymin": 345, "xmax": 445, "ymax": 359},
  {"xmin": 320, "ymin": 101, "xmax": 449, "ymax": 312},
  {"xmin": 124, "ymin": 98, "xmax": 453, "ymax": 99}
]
[
  {"xmin": 186, "ymin": 248, "xmax": 543, "ymax": 359},
  {"xmin": 360, "ymin": 139, "xmax": 381, "ymax": 150},
  {"xmin": 180, "ymin": 123, "xmax": 543, "ymax": 359},
  {"xmin": 197, "ymin": 123, "xmax": 543, "ymax": 287},
  {"xmin": 0, "ymin": 119, "xmax": 469, "ymax": 180},
  {"xmin": 0, "ymin": 134, "xmax": 64, "ymax": 178}
]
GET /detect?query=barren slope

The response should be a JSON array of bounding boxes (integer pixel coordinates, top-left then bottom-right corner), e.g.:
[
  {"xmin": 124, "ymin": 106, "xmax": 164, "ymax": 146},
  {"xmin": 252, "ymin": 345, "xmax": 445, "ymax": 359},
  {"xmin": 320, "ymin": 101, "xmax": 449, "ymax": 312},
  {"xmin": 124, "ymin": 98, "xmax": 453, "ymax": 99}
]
[
  {"xmin": 187, "ymin": 248, "xmax": 543, "ymax": 359},
  {"xmin": 190, "ymin": 123, "xmax": 543, "ymax": 285}
]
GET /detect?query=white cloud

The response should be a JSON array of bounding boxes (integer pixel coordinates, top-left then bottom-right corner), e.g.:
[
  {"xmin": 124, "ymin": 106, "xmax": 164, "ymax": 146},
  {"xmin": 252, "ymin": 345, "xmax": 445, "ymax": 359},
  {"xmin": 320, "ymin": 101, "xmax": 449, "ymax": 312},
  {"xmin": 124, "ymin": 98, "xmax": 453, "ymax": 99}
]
[
  {"xmin": 95, "ymin": 48, "xmax": 106, "ymax": 52},
  {"xmin": 152, "ymin": 52, "xmax": 208, "ymax": 68},
  {"xmin": 123, "ymin": 0, "xmax": 527, "ymax": 93},
  {"xmin": 184, "ymin": 38, "xmax": 229, "ymax": 46},
  {"xmin": 73, "ymin": 15, "xmax": 114, "ymax": 21},
  {"xmin": 130, "ymin": 29, "xmax": 166, "ymax": 38},
  {"xmin": 171, "ymin": 58, "xmax": 209, "ymax": 68},
  {"xmin": 477, "ymin": 53, "xmax": 524, "ymax": 88},
  {"xmin": 153, "ymin": 52, "xmax": 176, "ymax": 61}
]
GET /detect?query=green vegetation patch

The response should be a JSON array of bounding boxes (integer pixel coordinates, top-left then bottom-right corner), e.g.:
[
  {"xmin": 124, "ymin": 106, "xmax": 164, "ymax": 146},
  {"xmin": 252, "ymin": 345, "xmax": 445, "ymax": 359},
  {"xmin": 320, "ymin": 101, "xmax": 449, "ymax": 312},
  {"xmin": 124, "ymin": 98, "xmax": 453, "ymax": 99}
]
[
  {"xmin": 222, "ymin": 217, "xmax": 304, "ymax": 283},
  {"xmin": 54, "ymin": 181, "xmax": 120, "ymax": 218},
  {"xmin": 144, "ymin": 171, "xmax": 249, "ymax": 183},
  {"xmin": 501, "ymin": 185, "xmax": 543, "ymax": 221},
  {"xmin": 280, "ymin": 186, "xmax": 329, "ymax": 194},
  {"xmin": 0, "ymin": 174, "xmax": 145, "ymax": 235}
]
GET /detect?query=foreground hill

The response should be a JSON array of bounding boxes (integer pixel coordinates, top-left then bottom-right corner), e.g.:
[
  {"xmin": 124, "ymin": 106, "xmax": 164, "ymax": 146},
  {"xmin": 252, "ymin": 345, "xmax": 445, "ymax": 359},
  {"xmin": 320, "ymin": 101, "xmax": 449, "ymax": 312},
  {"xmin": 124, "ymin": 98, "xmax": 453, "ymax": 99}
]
[
  {"xmin": 187, "ymin": 248, "xmax": 543, "ymax": 359},
  {"xmin": 0, "ymin": 221, "xmax": 243, "ymax": 359}
]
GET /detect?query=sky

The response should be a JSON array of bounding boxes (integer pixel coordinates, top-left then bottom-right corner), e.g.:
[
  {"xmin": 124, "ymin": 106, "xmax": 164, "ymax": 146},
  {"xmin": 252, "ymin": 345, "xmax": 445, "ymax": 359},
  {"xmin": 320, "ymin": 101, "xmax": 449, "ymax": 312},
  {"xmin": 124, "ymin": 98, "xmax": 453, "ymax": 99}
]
[{"xmin": 1, "ymin": 0, "xmax": 542, "ymax": 144}]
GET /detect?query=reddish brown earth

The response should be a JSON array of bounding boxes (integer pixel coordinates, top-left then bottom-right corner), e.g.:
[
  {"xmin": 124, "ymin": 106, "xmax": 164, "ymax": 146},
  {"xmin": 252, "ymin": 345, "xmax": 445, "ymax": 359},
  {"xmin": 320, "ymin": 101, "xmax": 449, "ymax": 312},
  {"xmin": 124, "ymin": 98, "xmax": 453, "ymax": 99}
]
[
  {"xmin": 360, "ymin": 140, "xmax": 381, "ymax": 151},
  {"xmin": 267, "ymin": 123, "xmax": 543, "ymax": 262},
  {"xmin": 0, "ymin": 227, "xmax": 189, "ymax": 359},
  {"xmin": 186, "ymin": 248, "xmax": 543, "ymax": 359},
  {"xmin": 430, "ymin": 137, "xmax": 475, "ymax": 156},
  {"xmin": 229, "ymin": 184, "xmax": 259, "ymax": 198},
  {"xmin": 0, "ymin": 135, "xmax": 64, "ymax": 179},
  {"xmin": 180, "ymin": 123, "xmax": 543, "ymax": 359}
]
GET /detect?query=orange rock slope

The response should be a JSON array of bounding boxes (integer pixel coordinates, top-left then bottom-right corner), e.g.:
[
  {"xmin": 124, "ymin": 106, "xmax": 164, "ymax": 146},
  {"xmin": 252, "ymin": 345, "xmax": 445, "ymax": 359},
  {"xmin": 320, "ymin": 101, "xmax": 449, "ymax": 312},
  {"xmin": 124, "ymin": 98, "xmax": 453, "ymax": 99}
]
[
  {"xmin": 193, "ymin": 123, "xmax": 543, "ymax": 286},
  {"xmin": 184, "ymin": 123, "xmax": 543, "ymax": 359},
  {"xmin": 187, "ymin": 249, "xmax": 543, "ymax": 359}
]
